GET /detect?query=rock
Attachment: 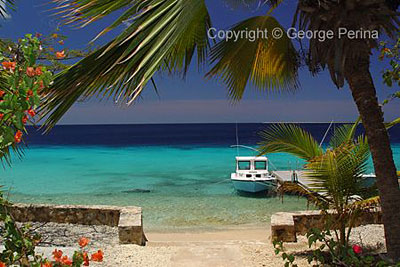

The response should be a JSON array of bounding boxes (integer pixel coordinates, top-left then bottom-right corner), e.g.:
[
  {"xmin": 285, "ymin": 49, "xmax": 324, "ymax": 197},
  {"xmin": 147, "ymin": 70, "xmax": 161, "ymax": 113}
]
[{"xmin": 122, "ymin": 189, "xmax": 151, "ymax": 193}]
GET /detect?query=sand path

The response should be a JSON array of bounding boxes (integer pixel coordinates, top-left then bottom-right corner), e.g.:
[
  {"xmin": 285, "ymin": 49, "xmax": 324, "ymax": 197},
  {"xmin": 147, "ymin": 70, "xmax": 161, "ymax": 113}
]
[
  {"xmin": 33, "ymin": 227, "xmax": 310, "ymax": 267},
  {"xmin": 30, "ymin": 224, "xmax": 384, "ymax": 267}
]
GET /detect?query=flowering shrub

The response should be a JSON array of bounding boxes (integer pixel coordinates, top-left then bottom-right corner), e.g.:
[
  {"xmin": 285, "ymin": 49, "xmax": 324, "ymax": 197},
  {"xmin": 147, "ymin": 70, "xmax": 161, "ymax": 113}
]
[
  {"xmin": 0, "ymin": 34, "xmax": 104, "ymax": 266},
  {"xmin": 38, "ymin": 237, "xmax": 104, "ymax": 267},
  {"xmin": 0, "ymin": 236, "xmax": 104, "ymax": 266},
  {"xmin": 0, "ymin": 34, "xmax": 52, "ymax": 163}
]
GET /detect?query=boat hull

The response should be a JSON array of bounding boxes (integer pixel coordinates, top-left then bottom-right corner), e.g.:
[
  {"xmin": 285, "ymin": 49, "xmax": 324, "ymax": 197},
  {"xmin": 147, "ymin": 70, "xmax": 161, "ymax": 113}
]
[{"xmin": 231, "ymin": 179, "xmax": 277, "ymax": 193}]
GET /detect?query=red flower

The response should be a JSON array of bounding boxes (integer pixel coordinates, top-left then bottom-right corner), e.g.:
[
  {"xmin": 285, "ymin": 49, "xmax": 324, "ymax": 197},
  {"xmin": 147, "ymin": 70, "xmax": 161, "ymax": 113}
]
[
  {"xmin": 35, "ymin": 67, "xmax": 43, "ymax": 76},
  {"xmin": 22, "ymin": 116, "xmax": 28, "ymax": 124},
  {"xmin": 83, "ymin": 252, "xmax": 90, "ymax": 266},
  {"xmin": 28, "ymin": 108, "xmax": 36, "ymax": 117},
  {"xmin": 26, "ymin": 67, "xmax": 35, "ymax": 77},
  {"xmin": 14, "ymin": 130, "xmax": 23, "ymax": 143},
  {"xmin": 56, "ymin": 51, "xmax": 65, "ymax": 59},
  {"xmin": 2, "ymin": 61, "xmax": 16, "ymax": 71},
  {"xmin": 91, "ymin": 250, "xmax": 104, "ymax": 262},
  {"xmin": 52, "ymin": 249, "xmax": 63, "ymax": 262},
  {"xmin": 0, "ymin": 114, "xmax": 4, "ymax": 120},
  {"xmin": 41, "ymin": 261, "xmax": 52, "ymax": 267},
  {"xmin": 79, "ymin": 237, "xmax": 90, "ymax": 248},
  {"xmin": 352, "ymin": 244, "xmax": 363, "ymax": 254},
  {"xmin": 0, "ymin": 261, "xmax": 5, "ymax": 267},
  {"xmin": 61, "ymin": 256, "xmax": 72, "ymax": 266},
  {"xmin": 27, "ymin": 90, "xmax": 33, "ymax": 97},
  {"xmin": 0, "ymin": 90, "xmax": 5, "ymax": 98},
  {"xmin": 39, "ymin": 80, "xmax": 44, "ymax": 89}
]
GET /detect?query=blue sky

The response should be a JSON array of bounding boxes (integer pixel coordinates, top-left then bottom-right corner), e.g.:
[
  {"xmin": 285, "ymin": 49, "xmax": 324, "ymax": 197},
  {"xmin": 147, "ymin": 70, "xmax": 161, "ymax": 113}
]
[{"xmin": 0, "ymin": 0, "xmax": 398, "ymax": 124}]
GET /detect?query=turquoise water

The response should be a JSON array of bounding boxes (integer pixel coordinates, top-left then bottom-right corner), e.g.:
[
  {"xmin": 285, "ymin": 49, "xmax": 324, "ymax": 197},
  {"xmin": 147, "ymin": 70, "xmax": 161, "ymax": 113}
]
[{"xmin": 0, "ymin": 143, "xmax": 393, "ymax": 231}]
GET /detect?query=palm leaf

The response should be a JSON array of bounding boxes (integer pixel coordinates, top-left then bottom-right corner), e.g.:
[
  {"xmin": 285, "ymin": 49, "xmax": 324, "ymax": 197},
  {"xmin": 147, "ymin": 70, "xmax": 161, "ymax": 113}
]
[
  {"xmin": 52, "ymin": 0, "xmax": 133, "ymax": 30},
  {"xmin": 258, "ymin": 124, "xmax": 323, "ymax": 160},
  {"xmin": 0, "ymin": 0, "xmax": 14, "ymax": 19},
  {"xmin": 206, "ymin": 15, "xmax": 299, "ymax": 101},
  {"xmin": 41, "ymin": 0, "xmax": 211, "ymax": 130},
  {"xmin": 0, "ymin": 141, "xmax": 25, "ymax": 167},
  {"xmin": 329, "ymin": 117, "xmax": 361, "ymax": 148},
  {"xmin": 385, "ymin": 117, "xmax": 400, "ymax": 129},
  {"xmin": 351, "ymin": 196, "xmax": 380, "ymax": 210},
  {"xmin": 305, "ymin": 139, "xmax": 370, "ymax": 205}
]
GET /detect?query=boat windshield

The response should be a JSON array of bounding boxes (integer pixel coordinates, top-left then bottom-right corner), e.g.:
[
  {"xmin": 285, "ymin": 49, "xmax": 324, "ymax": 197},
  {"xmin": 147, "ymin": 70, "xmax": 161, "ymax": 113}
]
[
  {"xmin": 255, "ymin": 161, "xmax": 267, "ymax": 170},
  {"xmin": 238, "ymin": 161, "xmax": 251, "ymax": 170}
]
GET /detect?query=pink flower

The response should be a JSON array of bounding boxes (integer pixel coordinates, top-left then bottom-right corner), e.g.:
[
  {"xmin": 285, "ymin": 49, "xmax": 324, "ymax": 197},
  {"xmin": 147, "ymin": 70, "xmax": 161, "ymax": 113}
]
[{"xmin": 352, "ymin": 244, "xmax": 363, "ymax": 254}]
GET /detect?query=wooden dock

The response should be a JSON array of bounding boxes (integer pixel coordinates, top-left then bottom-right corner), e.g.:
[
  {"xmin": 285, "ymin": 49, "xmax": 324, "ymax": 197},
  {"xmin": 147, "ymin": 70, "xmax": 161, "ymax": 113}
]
[
  {"xmin": 272, "ymin": 170, "xmax": 317, "ymax": 194},
  {"xmin": 272, "ymin": 170, "xmax": 310, "ymax": 185}
]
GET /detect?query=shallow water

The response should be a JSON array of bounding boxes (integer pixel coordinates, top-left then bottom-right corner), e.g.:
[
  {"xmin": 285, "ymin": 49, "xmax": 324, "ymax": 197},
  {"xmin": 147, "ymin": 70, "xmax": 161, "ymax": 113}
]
[{"xmin": 1, "ymin": 124, "xmax": 399, "ymax": 231}]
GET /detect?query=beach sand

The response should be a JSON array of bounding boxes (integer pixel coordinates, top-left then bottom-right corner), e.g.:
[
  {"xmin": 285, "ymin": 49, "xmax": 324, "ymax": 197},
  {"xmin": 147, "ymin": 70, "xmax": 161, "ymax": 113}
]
[{"xmin": 29, "ymin": 224, "xmax": 385, "ymax": 267}]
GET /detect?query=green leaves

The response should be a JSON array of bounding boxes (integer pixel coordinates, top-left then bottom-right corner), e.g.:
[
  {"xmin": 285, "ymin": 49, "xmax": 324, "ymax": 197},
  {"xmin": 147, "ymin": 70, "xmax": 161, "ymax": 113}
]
[
  {"xmin": 258, "ymin": 122, "xmax": 372, "ymax": 211},
  {"xmin": 206, "ymin": 16, "xmax": 298, "ymax": 101},
  {"xmin": 0, "ymin": 34, "xmax": 53, "ymax": 166},
  {"xmin": 329, "ymin": 119, "xmax": 361, "ymax": 149},
  {"xmin": 258, "ymin": 124, "xmax": 323, "ymax": 160},
  {"xmin": 41, "ymin": 1, "xmax": 301, "ymax": 127},
  {"xmin": 42, "ymin": 0, "xmax": 212, "ymax": 130}
]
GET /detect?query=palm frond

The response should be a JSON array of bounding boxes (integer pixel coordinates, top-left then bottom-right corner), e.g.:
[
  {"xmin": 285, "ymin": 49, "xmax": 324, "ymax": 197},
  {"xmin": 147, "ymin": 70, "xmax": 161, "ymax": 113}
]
[
  {"xmin": 52, "ymin": 0, "xmax": 132, "ymax": 31},
  {"xmin": 206, "ymin": 15, "xmax": 299, "ymax": 101},
  {"xmin": 329, "ymin": 118, "xmax": 361, "ymax": 148},
  {"xmin": 350, "ymin": 196, "xmax": 380, "ymax": 210},
  {"xmin": 41, "ymin": 0, "xmax": 211, "ymax": 130},
  {"xmin": 385, "ymin": 117, "xmax": 400, "ymax": 129},
  {"xmin": 0, "ymin": 141, "xmax": 25, "ymax": 167},
  {"xmin": 258, "ymin": 124, "xmax": 323, "ymax": 160},
  {"xmin": 0, "ymin": 0, "xmax": 14, "ymax": 19},
  {"xmin": 295, "ymin": 0, "xmax": 399, "ymax": 87},
  {"xmin": 305, "ymin": 139, "xmax": 370, "ymax": 204}
]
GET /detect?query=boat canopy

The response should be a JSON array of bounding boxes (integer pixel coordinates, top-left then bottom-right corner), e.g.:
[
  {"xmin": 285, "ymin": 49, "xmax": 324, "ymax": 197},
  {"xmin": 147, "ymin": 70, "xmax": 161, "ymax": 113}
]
[
  {"xmin": 235, "ymin": 156, "xmax": 267, "ymax": 161},
  {"xmin": 235, "ymin": 156, "xmax": 268, "ymax": 171}
]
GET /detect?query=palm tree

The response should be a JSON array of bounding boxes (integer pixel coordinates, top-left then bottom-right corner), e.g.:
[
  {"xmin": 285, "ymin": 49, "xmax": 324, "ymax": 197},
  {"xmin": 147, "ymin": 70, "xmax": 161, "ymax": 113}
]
[
  {"xmin": 258, "ymin": 122, "xmax": 378, "ymax": 246},
  {"xmin": 40, "ymin": 0, "xmax": 400, "ymax": 260}
]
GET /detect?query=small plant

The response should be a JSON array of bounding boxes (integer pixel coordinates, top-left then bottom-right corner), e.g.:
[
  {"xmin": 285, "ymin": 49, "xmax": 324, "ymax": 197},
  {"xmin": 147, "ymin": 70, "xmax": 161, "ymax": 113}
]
[
  {"xmin": 273, "ymin": 240, "xmax": 297, "ymax": 267},
  {"xmin": 274, "ymin": 228, "xmax": 400, "ymax": 267},
  {"xmin": 0, "ymin": 195, "xmax": 42, "ymax": 265}
]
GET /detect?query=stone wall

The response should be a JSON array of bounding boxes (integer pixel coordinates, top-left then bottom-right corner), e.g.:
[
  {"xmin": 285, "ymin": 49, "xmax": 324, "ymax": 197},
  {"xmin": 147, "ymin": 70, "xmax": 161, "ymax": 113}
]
[
  {"xmin": 271, "ymin": 210, "xmax": 382, "ymax": 242},
  {"xmin": 7, "ymin": 203, "xmax": 146, "ymax": 246}
]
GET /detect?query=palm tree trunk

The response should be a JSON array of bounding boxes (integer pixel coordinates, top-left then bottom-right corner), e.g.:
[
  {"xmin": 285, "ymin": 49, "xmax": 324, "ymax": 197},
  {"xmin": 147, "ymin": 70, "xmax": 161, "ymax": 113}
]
[{"xmin": 345, "ymin": 54, "xmax": 400, "ymax": 261}]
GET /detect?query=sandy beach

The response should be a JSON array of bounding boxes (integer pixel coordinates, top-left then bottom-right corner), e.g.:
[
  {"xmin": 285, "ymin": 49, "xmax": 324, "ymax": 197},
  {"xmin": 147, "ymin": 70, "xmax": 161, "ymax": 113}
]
[{"xmin": 30, "ymin": 224, "xmax": 385, "ymax": 267}]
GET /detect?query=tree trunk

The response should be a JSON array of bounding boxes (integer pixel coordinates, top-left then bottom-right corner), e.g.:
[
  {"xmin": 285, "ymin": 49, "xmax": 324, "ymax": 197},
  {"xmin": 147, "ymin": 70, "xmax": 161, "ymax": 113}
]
[{"xmin": 345, "ymin": 54, "xmax": 400, "ymax": 261}]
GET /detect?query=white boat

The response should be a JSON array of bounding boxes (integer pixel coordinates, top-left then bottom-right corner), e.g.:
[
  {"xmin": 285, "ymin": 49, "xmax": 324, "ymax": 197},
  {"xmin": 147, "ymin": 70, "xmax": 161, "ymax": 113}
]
[{"xmin": 231, "ymin": 156, "xmax": 278, "ymax": 193}]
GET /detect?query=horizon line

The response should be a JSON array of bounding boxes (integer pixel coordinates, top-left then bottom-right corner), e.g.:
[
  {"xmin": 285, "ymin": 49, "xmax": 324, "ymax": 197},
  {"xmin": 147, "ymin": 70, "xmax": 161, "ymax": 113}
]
[{"xmin": 29, "ymin": 121, "xmax": 359, "ymax": 127}]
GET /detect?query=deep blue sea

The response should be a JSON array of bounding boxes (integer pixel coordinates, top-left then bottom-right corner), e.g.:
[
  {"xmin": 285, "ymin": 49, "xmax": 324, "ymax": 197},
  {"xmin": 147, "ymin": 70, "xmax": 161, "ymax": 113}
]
[{"xmin": 1, "ymin": 123, "xmax": 400, "ymax": 231}]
